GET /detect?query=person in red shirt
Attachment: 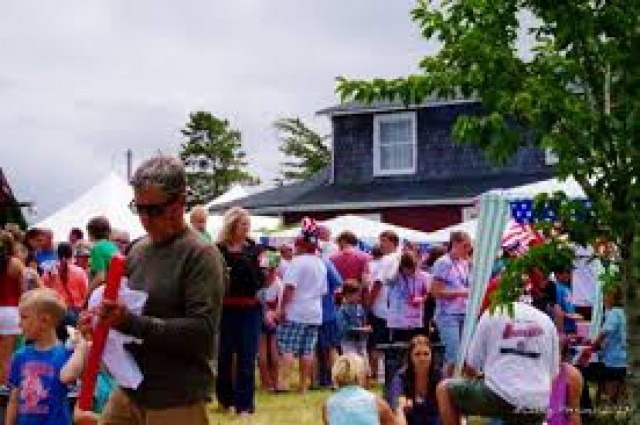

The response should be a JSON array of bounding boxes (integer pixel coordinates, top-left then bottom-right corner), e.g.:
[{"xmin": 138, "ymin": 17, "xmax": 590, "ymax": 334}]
[
  {"xmin": 43, "ymin": 242, "xmax": 89, "ymax": 314},
  {"xmin": 0, "ymin": 231, "xmax": 24, "ymax": 385},
  {"xmin": 330, "ymin": 231, "xmax": 371, "ymax": 284}
]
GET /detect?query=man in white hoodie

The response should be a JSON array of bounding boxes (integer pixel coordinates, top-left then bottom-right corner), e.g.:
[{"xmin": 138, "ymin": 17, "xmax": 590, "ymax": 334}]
[{"xmin": 436, "ymin": 301, "xmax": 559, "ymax": 424}]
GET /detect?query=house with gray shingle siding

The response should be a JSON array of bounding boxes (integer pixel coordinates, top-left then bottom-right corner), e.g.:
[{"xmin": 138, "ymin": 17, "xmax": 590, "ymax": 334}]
[{"xmin": 210, "ymin": 99, "xmax": 554, "ymax": 232}]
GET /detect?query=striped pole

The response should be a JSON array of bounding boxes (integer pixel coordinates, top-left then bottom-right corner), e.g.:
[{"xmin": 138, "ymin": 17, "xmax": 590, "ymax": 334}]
[{"xmin": 454, "ymin": 191, "xmax": 510, "ymax": 376}]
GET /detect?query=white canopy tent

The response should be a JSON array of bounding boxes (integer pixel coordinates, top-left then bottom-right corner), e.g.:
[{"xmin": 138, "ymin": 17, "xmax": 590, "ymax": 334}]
[
  {"xmin": 266, "ymin": 214, "xmax": 433, "ymax": 243},
  {"xmin": 204, "ymin": 184, "xmax": 249, "ymax": 209},
  {"xmin": 198, "ymin": 214, "xmax": 281, "ymax": 240},
  {"xmin": 36, "ymin": 173, "xmax": 146, "ymax": 240},
  {"xmin": 454, "ymin": 177, "xmax": 602, "ymax": 376},
  {"xmin": 425, "ymin": 176, "xmax": 586, "ymax": 244},
  {"xmin": 424, "ymin": 219, "xmax": 478, "ymax": 244},
  {"xmin": 503, "ymin": 176, "xmax": 585, "ymax": 199},
  {"xmin": 38, "ymin": 173, "xmax": 283, "ymax": 243}
]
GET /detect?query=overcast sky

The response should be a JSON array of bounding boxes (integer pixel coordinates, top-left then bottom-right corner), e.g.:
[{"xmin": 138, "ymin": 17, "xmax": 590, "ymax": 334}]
[{"xmin": 1, "ymin": 0, "xmax": 437, "ymax": 220}]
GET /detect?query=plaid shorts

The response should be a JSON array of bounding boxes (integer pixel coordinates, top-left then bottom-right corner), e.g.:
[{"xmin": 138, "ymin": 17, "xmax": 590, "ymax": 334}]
[{"xmin": 277, "ymin": 321, "xmax": 319, "ymax": 356}]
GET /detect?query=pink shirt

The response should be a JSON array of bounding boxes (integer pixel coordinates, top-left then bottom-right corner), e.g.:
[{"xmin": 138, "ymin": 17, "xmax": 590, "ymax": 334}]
[
  {"xmin": 43, "ymin": 262, "xmax": 89, "ymax": 309},
  {"xmin": 330, "ymin": 247, "xmax": 371, "ymax": 281}
]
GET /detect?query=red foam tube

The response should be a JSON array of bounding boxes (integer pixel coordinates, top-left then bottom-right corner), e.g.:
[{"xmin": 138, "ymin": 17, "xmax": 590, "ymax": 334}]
[{"xmin": 77, "ymin": 254, "xmax": 126, "ymax": 411}]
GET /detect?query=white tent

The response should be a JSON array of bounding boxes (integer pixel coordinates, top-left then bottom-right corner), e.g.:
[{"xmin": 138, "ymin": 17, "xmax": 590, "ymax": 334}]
[
  {"xmin": 199, "ymin": 214, "xmax": 281, "ymax": 240},
  {"xmin": 267, "ymin": 214, "xmax": 432, "ymax": 243},
  {"xmin": 502, "ymin": 176, "xmax": 585, "ymax": 198},
  {"xmin": 36, "ymin": 173, "xmax": 146, "ymax": 240},
  {"xmin": 424, "ymin": 219, "xmax": 478, "ymax": 243},
  {"xmin": 425, "ymin": 176, "xmax": 586, "ymax": 243},
  {"xmin": 454, "ymin": 176, "xmax": 602, "ymax": 377},
  {"xmin": 39, "ymin": 173, "xmax": 283, "ymax": 243},
  {"xmin": 205, "ymin": 184, "xmax": 249, "ymax": 208}
]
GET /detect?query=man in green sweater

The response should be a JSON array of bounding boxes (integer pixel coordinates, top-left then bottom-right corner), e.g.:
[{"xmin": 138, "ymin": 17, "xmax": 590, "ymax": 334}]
[{"xmin": 98, "ymin": 155, "xmax": 226, "ymax": 425}]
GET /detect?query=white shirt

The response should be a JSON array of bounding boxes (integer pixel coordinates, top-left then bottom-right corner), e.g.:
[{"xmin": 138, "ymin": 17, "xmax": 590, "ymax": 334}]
[
  {"xmin": 87, "ymin": 281, "xmax": 148, "ymax": 389},
  {"xmin": 277, "ymin": 259, "xmax": 291, "ymax": 279},
  {"xmin": 572, "ymin": 245, "xmax": 596, "ymax": 307},
  {"xmin": 282, "ymin": 254, "xmax": 328, "ymax": 324},
  {"xmin": 369, "ymin": 251, "xmax": 400, "ymax": 319},
  {"xmin": 319, "ymin": 240, "xmax": 339, "ymax": 258},
  {"xmin": 467, "ymin": 302, "xmax": 559, "ymax": 411}
]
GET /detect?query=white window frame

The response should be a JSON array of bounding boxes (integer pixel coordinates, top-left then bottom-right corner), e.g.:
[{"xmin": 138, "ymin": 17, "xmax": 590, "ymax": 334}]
[{"xmin": 373, "ymin": 111, "xmax": 417, "ymax": 176}]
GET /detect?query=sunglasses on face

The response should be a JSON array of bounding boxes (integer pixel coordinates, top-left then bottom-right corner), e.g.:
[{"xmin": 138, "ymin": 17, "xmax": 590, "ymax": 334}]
[{"xmin": 129, "ymin": 196, "xmax": 178, "ymax": 218}]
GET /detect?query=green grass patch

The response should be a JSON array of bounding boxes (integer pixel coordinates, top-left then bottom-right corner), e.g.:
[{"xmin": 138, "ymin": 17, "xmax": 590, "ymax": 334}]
[{"xmin": 208, "ymin": 389, "xmax": 331, "ymax": 425}]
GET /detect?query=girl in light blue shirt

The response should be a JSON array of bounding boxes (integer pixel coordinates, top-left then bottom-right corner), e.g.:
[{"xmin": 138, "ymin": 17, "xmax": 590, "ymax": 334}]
[{"xmin": 323, "ymin": 353, "xmax": 396, "ymax": 425}]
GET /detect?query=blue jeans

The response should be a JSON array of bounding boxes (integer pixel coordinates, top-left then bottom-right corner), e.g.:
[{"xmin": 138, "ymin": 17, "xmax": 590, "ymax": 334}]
[
  {"xmin": 216, "ymin": 306, "xmax": 261, "ymax": 413},
  {"xmin": 435, "ymin": 314, "xmax": 465, "ymax": 365}
]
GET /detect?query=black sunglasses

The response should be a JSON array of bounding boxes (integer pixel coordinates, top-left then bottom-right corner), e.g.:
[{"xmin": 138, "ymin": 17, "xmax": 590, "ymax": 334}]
[{"xmin": 129, "ymin": 196, "xmax": 179, "ymax": 218}]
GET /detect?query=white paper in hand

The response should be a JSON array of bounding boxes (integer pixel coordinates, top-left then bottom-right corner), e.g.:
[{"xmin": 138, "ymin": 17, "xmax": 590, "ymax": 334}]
[{"xmin": 87, "ymin": 278, "xmax": 148, "ymax": 389}]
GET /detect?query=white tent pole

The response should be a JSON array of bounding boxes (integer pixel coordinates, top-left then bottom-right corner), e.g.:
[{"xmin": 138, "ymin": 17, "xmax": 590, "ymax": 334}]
[{"xmin": 454, "ymin": 192, "xmax": 510, "ymax": 377}]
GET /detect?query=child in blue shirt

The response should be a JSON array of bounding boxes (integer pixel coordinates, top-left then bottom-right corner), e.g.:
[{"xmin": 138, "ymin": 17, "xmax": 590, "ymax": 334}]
[
  {"xmin": 6, "ymin": 288, "xmax": 89, "ymax": 425},
  {"xmin": 336, "ymin": 280, "xmax": 371, "ymax": 370},
  {"xmin": 552, "ymin": 268, "xmax": 582, "ymax": 334},
  {"xmin": 592, "ymin": 285, "xmax": 627, "ymax": 405}
]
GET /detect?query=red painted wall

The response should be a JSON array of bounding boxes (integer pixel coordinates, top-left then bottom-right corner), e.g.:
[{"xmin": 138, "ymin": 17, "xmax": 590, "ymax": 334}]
[{"xmin": 283, "ymin": 204, "xmax": 464, "ymax": 233}]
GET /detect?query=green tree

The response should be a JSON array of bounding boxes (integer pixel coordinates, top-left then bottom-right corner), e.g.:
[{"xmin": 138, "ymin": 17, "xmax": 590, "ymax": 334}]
[
  {"xmin": 338, "ymin": 0, "xmax": 640, "ymax": 418},
  {"xmin": 180, "ymin": 111, "xmax": 258, "ymax": 206},
  {"xmin": 274, "ymin": 117, "xmax": 330, "ymax": 184}
]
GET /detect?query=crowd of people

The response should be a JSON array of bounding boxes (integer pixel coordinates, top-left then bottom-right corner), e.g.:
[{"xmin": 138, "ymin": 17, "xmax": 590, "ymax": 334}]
[{"xmin": 0, "ymin": 154, "xmax": 629, "ymax": 425}]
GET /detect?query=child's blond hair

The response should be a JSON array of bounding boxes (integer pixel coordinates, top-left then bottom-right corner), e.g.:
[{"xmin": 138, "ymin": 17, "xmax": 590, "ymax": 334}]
[
  {"xmin": 332, "ymin": 353, "xmax": 366, "ymax": 388},
  {"xmin": 19, "ymin": 288, "xmax": 67, "ymax": 325}
]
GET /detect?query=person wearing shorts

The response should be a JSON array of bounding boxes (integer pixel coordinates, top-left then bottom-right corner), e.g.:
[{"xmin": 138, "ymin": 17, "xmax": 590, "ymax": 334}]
[
  {"xmin": 431, "ymin": 231, "xmax": 471, "ymax": 376},
  {"xmin": 590, "ymin": 285, "xmax": 627, "ymax": 405},
  {"xmin": 276, "ymin": 223, "xmax": 328, "ymax": 393},
  {"xmin": 278, "ymin": 322, "xmax": 320, "ymax": 358},
  {"xmin": 436, "ymin": 302, "xmax": 559, "ymax": 425}
]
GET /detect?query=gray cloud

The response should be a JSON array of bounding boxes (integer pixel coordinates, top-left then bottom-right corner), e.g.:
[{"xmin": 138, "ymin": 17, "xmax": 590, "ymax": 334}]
[{"xmin": 1, "ymin": 0, "xmax": 435, "ymax": 221}]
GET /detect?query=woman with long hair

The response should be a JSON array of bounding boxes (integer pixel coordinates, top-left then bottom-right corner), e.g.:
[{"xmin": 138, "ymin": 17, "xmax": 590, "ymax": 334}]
[
  {"xmin": 389, "ymin": 335, "xmax": 441, "ymax": 425},
  {"xmin": 387, "ymin": 252, "xmax": 431, "ymax": 343},
  {"xmin": 215, "ymin": 207, "xmax": 264, "ymax": 415},
  {"xmin": 0, "ymin": 231, "xmax": 24, "ymax": 385}
]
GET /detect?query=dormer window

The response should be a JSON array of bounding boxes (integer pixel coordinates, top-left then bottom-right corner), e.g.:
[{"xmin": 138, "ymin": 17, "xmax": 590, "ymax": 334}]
[{"xmin": 373, "ymin": 112, "xmax": 417, "ymax": 176}]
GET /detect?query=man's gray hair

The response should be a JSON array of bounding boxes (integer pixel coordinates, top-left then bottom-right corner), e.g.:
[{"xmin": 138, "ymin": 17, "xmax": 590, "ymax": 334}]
[{"xmin": 130, "ymin": 155, "xmax": 186, "ymax": 196}]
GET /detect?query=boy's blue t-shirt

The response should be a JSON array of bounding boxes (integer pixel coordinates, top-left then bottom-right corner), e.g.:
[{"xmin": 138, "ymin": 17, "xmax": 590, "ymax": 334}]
[
  {"xmin": 321, "ymin": 258, "xmax": 343, "ymax": 323},
  {"xmin": 602, "ymin": 307, "xmax": 627, "ymax": 368},
  {"xmin": 9, "ymin": 343, "xmax": 72, "ymax": 425},
  {"xmin": 554, "ymin": 282, "xmax": 577, "ymax": 333},
  {"xmin": 337, "ymin": 303, "xmax": 367, "ymax": 341},
  {"xmin": 35, "ymin": 250, "xmax": 58, "ymax": 273}
]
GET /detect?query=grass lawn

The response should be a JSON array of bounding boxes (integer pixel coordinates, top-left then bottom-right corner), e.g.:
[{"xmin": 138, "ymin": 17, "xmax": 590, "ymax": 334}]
[
  {"xmin": 206, "ymin": 387, "xmax": 493, "ymax": 425},
  {"xmin": 207, "ymin": 388, "xmax": 331, "ymax": 425}
]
